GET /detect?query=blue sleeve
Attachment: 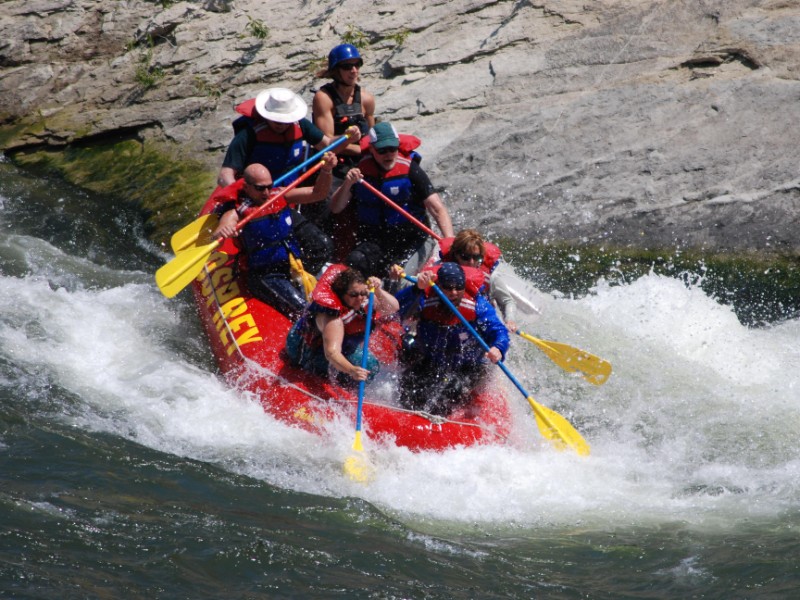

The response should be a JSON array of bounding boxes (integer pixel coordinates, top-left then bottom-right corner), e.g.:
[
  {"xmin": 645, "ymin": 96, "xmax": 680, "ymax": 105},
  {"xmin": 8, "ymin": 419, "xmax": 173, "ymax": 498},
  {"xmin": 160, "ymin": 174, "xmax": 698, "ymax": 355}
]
[
  {"xmin": 475, "ymin": 295, "xmax": 510, "ymax": 358},
  {"xmin": 395, "ymin": 285, "xmax": 423, "ymax": 319}
]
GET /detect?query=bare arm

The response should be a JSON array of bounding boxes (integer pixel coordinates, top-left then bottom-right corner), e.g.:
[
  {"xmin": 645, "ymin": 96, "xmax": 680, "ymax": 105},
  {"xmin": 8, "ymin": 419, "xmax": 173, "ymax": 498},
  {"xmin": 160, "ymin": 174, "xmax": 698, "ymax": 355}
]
[
  {"xmin": 217, "ymin": 166, "xmax": 237, "ymax": 188},
  {"xmin": 211, "ymin": 209, "xmax": 240, "ymax": 239},
  {"xmin": 423, "ymin": 192, "xmax": 454, "ymax": 238},
  {"xmin": 367, "ymin": 276, "xmax": 400, "ymax": 314},
  {"xmin": 313, "ymin": 90, "xmax": 370, "ymax": 157},
  {"xmin": 284, "ymin": 152, "xmax": 337, "ymax": 205},
  {"xmin": 312, "ymin": 126, "xmax": 362, "ymax": 154},
  {"xmin": 362, "ymin": 90, "xmax": 376, "ymax": 128},
  {"xmin": 317, "ymin": 313, "xmax": 370, "ymax": 381},
  {"xmin": 330, "ymin": 167, "xmax": 361, "ymax": 214},
  {"xmin": 312, "ymin": 91, "xmax": 335, "ymax": 137}
]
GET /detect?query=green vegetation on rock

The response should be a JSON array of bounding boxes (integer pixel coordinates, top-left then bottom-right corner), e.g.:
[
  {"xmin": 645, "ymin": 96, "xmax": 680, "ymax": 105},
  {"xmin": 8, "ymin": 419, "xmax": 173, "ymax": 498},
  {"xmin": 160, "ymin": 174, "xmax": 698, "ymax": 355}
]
[
  {"xmin": 10, "ymin": 137, "xmax": 216, "ymax": 246},
  {"xmin": 246, "ymin": 16, "xmax": 270, "ymax": 40}
]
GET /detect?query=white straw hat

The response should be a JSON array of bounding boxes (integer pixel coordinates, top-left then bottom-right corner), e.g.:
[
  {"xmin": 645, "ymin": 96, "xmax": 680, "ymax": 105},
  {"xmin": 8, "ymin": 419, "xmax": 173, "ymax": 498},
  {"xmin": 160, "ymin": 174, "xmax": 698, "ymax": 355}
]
[{"xmin": 254, "ymin": 87, "xmax": 308, "ymax": 123}]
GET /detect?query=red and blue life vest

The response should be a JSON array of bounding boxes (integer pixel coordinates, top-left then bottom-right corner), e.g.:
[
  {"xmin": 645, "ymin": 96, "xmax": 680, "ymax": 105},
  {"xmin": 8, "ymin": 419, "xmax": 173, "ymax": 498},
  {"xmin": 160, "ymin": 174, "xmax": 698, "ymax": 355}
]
[
  {"xmin": 354, "ymin": 154, "xmax": 427, "ymax": 229},
  {"xmin": 418, "ymin": 263, "xmax": 485, "ymax": 325},
  {"xmin": 233, "ymin": 99, "xmax": 308, "ymax": 184},
  {"xmin": 297, "ymin": 264, "xmax": 377, "ymax": 352},
  {"xmin": 212, "ymin": 179, "xmax": 297, "ymax": 271},
  {"xmin": 413, "ymin": 264, "xmax": 493, "ymax": 368}
]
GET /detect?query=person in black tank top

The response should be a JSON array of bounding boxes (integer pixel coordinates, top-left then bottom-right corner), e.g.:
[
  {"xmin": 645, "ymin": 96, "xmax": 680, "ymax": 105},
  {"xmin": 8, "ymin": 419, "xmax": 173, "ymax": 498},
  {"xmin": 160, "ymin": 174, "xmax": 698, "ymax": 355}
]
[{"xmin": 307, "ymin": 44, "xmax": 376, "ymax": 239}]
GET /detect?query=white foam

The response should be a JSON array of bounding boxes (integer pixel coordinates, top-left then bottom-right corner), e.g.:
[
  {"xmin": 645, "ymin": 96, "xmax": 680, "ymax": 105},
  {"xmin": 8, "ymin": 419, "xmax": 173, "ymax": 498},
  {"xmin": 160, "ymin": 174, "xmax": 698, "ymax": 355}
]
[{"xmin": 3, "ymin": 235, "xmax": 799, "ymax": 532}]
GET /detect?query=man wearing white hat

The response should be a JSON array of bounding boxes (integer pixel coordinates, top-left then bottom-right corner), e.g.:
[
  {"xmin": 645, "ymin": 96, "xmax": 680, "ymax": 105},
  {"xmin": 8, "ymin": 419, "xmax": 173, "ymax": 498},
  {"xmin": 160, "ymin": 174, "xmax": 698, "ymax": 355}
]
[
  {"xmin": 217, "ymin": 87, "xmax": 359, "ymax": 188},
  {"xmin": 217, "ymin": 87, "xmax": 360, "ymax": 280}
]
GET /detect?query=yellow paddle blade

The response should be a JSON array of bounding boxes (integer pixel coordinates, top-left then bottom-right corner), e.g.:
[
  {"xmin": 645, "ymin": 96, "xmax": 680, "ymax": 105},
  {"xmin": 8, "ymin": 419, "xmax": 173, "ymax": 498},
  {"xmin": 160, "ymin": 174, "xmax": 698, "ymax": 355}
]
[
  {"xmin": 352, "ymin": 430, "xmax": 364, "ymax": 452},
  {"xmin": 155, "ymin": 239, "xmax": 220, "ymax": 298},
  {"xmin": 518, "ymin": 331, "xmax": 612, "ymax": 386},
  {"xmin": 343, "ymin": 432, "xmax": 372, "ymax": 483},
  {"xmin": 527, "ymin": 396, "xmax": 591, "ymax": 456},
  {"xmin": 288, "ymin": 253, "xmax": 317, "ymax": 300},
  {"xmin": 170, "ymin": 213, "xmax": 219, "ymax": 253}
]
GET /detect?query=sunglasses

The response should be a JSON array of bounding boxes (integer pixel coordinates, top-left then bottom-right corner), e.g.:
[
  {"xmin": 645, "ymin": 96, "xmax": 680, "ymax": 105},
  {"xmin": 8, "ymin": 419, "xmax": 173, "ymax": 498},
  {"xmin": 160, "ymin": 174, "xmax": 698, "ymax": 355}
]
[
  {"xmin": 347, "ymin": 290, "xmax": 369, "ymax": 298},
  {"xmin": 440, "ymin": 284, "xmax": 465, "ymax": 292},
  {"xmin": 458, "ymin": 252, "xmax": 483, "ymax": 262},
  {"xmin": 250, "ymin": 183, "xmax": 272, "ymax": 192},
  {"xmin": 375, "ymin": 146, "xmax": 399, "ymax": 155},
  {"xmin": 338, "ymin": 62, "xmax": 361, "ymax": 70}
]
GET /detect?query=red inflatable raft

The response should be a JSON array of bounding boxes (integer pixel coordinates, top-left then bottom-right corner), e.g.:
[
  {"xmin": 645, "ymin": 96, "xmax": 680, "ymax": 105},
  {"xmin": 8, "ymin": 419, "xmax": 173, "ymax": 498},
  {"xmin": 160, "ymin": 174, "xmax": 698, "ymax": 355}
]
[{"xmin": 188, "ymin": 201, "xmax": 512, "ymax": 452}]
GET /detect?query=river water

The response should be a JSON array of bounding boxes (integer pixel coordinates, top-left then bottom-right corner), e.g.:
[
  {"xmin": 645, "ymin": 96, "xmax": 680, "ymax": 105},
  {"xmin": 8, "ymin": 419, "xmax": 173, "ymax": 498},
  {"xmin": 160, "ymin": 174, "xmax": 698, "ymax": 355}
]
[{"xmin": 1, "ymin": 157, "xmax": 798, "ymax": 598}]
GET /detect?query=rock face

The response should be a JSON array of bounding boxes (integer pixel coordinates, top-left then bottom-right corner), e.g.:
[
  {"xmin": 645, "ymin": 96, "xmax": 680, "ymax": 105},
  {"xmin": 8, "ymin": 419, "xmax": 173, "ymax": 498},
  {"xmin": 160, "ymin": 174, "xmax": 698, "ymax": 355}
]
[{"xmin": 1, "ymin": 0, "xmax": 799, "ymax": 254}]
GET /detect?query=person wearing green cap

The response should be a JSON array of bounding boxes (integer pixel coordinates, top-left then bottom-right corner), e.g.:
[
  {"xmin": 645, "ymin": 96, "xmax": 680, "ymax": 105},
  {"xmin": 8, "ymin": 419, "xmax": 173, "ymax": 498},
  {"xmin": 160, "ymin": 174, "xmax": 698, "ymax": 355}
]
[{"xmin": 330, "ymin": 121, "xmax": 454, "ymax": 280}]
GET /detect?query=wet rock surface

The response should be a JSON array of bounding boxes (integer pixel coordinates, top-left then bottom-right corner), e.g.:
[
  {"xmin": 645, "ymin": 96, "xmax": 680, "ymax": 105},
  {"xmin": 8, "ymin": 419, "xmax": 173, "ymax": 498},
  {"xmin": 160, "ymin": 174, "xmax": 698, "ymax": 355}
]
[{"xmin": 1, "ymin": 0, "xmax": 798, "ymax": 254}]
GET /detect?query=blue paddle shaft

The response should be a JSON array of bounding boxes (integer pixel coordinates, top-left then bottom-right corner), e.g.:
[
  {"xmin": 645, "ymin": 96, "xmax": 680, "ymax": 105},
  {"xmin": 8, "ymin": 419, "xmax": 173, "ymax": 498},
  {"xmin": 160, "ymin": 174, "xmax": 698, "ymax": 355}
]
[
  {"xmin": 272, "ymin": 135, "xmax": 349, "ymax": 188},
  {"xmin": 354, "ymin": 289, "xmax": 375, "ymax": 434}
]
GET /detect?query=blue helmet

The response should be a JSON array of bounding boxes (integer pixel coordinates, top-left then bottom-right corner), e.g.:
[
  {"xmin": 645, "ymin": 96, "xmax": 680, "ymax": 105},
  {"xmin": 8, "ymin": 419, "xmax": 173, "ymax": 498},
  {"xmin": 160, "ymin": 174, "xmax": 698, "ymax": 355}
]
[{"xmin": 327, "ymin": 44, "xmax": 363, "ymax": 70}]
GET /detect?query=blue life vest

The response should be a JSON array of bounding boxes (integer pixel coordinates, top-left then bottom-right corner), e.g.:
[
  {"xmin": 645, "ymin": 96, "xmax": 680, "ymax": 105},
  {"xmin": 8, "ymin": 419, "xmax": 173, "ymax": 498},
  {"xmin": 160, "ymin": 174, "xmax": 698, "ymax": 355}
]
[
  {"xmin": 416, "ymin": 293, "xmax": 483, "ymax": 370},
  {"xmin": 233, "ymin": 117, "xmax": 308, "ymax": 184},
  {"xmin": 237, "ymin": 203, "xmax": 299, "ymax": 271},
  {"xmin": 354, "ymin": 155, "xmax": 426, "ymax": 228}
]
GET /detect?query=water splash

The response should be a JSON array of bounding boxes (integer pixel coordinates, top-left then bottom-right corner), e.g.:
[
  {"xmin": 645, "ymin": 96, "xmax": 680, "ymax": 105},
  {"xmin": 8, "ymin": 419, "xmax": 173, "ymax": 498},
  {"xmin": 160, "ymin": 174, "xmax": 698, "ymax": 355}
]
[{"xmin": 4, "ymin": 233, "xmax": 798, "ymax": 531}]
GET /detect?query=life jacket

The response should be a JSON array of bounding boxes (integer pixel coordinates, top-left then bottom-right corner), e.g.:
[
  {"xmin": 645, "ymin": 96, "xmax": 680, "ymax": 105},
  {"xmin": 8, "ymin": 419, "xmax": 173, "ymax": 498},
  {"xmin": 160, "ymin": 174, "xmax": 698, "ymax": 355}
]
[
  {"xmin": 358, "ymin": 133, "xmax": 423, "ymax": 164},
  {"xmin": 419, "ymin": 263, "xmax": 485, "ymax": 326},
  {"xmin": 207, "ymin": 178, "xmax": 246, "ymax": 215},
  {"xmin": 438, "ymin": 237, "xmax": 503, "ymax": 274},
  {"xmin": 358, "ymin": 133, "xmax": 421, "ymax": 156},
  {"xmin": 413, "ymin": 264, "xmax": 490, "ymax": 368},
  {"xmin": 232, "ymin": 98, "xmax": 307, "ymax": 184},
  {"xmin": 318, "ymin": 83, "xmax": 370, "ymax": 136},
  {"xmin": 318, "ymin": 82, "xmax": 370, "ymax": 177},
  {"xmin": 354, "ymin": 153, "xmax": 427, "ymax": 229},
  {"xmin": 235, "ymin": 189, "xmax": 296, "ymax": 271},
  {"xmin": 298, "ymin": 264, "xmax": 376, "ymax": 350}
]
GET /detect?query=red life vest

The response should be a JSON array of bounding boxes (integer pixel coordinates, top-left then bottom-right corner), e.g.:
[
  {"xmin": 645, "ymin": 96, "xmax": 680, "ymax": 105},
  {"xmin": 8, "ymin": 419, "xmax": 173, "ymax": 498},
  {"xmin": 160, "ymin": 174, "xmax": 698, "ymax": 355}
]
[
  {"xmin": 419, "ymin": 264, "xmax": 485, "ymax": 326},
  {"xmin": 358, "ymin": 133, "xmax": 421, "ymax": 155},
  {"xmin": 303, "ymin": 264, "xmax": 376, "ymax": 345},
  {"xmin": 208, "ymin": 179, "xmax": 288, "ymax": 215},
  {"xmin": 205, "ymin": 179, "xmax": 292, "ymax": 265},
  {"xmin": 234, "ymin": 98, "xmax": 304, "ymax": 145},
  {"xmin": 233, "ymin": 98, "xmax": 306, "ymax": 182},
  {"xmin": 438, "ymin": 237, "xmax": 502, "ymax": 275}
]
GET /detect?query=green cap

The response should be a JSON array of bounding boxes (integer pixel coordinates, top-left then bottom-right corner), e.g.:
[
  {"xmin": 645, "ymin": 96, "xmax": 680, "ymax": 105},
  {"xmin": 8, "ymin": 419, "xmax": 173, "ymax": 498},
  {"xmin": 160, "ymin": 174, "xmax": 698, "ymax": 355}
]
[{"xmin": 369, "ymin": 122, "xmax": 400, "ymax": 149}]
